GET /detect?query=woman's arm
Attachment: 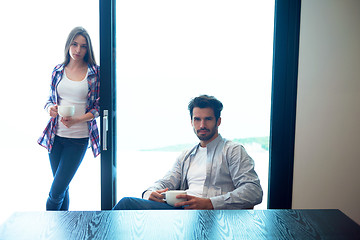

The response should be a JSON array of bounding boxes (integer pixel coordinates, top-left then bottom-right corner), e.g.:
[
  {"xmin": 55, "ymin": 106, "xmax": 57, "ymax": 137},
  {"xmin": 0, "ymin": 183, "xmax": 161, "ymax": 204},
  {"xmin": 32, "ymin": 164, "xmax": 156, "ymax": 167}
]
[{"xmin": 60, "ymin": 112, "xmax": 95, "ymax": 128}]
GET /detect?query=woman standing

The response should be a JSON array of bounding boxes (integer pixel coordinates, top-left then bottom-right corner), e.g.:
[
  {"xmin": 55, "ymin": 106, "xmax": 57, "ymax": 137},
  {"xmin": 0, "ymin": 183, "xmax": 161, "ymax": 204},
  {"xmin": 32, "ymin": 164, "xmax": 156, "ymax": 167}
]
[{"xmin": 38, "ymin": 27, "xmax": 100, "ymax": 211}]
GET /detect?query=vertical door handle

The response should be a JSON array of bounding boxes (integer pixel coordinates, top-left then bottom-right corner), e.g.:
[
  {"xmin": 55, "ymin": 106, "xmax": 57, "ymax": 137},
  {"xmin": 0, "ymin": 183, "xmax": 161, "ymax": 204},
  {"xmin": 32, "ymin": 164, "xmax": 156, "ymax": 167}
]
[{"xmin": 103, "ymin": 110, "xmax": 109, "ymax": 151}]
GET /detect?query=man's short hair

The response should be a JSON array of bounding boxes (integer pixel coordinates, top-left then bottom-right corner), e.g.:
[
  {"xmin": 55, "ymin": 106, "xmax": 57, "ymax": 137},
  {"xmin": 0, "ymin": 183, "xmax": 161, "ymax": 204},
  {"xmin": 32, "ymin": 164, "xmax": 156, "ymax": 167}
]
[{"xmin": 188, "ymin": 95, "xmax": 223, "ymax": 121}]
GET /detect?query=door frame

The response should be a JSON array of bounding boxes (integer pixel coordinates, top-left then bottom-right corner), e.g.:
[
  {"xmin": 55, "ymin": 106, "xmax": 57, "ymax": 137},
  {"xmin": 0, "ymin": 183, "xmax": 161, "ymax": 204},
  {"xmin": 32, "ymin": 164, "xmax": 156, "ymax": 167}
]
[
  {"xmin": 99, "ymin": 0, "xmax": 117, "ymax": 210},
  {"xmin": 268, "ymin": 0, "xmax": 301, "ymax": 209}
]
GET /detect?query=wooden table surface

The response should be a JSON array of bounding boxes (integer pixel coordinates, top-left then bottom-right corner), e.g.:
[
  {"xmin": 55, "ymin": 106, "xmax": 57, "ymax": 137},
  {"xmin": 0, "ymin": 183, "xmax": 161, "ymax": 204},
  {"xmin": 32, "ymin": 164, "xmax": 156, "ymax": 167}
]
[{"xmin": 1, "ymin": 209, "xmax": 359, "ymax": 239}]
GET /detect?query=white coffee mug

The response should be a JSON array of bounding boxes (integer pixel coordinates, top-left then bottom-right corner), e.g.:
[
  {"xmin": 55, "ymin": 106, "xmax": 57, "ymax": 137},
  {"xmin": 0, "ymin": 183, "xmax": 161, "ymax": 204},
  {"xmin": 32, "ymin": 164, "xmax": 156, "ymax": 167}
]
[
  {"xmin": 58, "ymin": 105, "xmax": 75, "ymax": 117},
  {"xmin": 162, "ymin": 190, "xmax": 187, "ymax": 207}
]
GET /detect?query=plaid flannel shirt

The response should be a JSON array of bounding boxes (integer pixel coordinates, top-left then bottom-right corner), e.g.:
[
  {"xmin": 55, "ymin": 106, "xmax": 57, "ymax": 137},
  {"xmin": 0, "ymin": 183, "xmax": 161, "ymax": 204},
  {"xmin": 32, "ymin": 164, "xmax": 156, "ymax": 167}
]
[{"xmin": 37, "ymin": 64, "xmax": 101, "ymax": 157}]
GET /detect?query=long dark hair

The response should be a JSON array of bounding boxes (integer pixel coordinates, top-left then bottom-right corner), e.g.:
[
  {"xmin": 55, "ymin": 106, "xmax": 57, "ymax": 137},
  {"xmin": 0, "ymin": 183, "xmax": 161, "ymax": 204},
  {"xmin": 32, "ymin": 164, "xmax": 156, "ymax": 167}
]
[{"xmin": 63, "ymin": 26, "xmax": 96, "ymax": 66}]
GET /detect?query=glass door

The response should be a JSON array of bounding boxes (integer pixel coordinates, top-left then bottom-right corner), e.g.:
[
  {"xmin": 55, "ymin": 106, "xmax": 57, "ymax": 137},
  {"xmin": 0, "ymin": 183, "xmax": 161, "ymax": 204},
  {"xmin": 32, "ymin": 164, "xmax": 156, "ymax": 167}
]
[{"xmin": 115, "ymin": 0, "xmax": 275, "ymax": 209}]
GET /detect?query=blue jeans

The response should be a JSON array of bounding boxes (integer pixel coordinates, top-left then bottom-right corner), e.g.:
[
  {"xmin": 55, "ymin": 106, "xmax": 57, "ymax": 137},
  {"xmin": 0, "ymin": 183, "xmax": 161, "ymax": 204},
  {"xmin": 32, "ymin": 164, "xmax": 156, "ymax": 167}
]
[
  {"xmin": 113, "ymin": 197, "xmax": 183, "ymax": 210},
  {"xmin": 47, "ymin": 135, "xmax": 89, "ymax": 211}
]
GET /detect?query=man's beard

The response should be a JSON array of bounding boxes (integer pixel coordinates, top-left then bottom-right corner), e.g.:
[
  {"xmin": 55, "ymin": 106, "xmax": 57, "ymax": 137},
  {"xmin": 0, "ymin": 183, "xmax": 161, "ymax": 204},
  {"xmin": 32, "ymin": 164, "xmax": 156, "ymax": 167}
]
[{"xmin": 195, "ymin": 127, "xmax": 217, "ymax": 141}]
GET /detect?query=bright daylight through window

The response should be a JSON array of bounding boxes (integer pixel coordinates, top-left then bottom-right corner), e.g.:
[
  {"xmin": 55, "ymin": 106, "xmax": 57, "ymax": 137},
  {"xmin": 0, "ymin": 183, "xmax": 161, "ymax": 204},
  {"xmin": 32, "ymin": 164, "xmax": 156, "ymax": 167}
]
[
  {"xmin": 116, "ymin": 1, "xmax": 275, "ymax": 209},
  {"xmin": 0, "ymin": 0, "xmax": 99, "ymax": 224}
]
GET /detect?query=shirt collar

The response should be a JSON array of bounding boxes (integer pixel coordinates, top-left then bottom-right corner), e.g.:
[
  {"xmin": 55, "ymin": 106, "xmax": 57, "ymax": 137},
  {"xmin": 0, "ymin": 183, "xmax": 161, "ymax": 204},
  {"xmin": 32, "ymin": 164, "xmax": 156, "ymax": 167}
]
[
  {"xmin": 87, "ymin": 64, "xmax": 98, "ymax": 77},
  {"xmin": 205, "ymin": 134, "xmax": 223, "ymax": 151},
  {"xmin": 56, "ymin": 64, "xmax": 97, "ymax": 76},
  {"xmin": 190, "ymin": 134, "xmax": 223, "ymax": 156}
]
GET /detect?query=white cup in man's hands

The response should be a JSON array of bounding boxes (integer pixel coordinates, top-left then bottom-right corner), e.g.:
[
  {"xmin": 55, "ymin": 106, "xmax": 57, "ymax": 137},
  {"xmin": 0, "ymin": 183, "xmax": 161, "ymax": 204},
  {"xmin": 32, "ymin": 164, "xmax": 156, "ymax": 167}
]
[
  {"xmin": 162, "ymin": 190, "xmax": 187, "ymax": 207},
  {"xmin": 58, "ymin": 105, "xmax": 75, "ymax": 117}
]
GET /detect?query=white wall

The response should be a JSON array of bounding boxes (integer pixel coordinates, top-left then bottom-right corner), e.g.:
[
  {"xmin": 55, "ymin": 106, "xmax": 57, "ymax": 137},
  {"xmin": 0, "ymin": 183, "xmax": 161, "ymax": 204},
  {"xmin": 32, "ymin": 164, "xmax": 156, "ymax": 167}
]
[{"xmin": 293, "ymin": 0, "xmax": 360, "ymax": 224}]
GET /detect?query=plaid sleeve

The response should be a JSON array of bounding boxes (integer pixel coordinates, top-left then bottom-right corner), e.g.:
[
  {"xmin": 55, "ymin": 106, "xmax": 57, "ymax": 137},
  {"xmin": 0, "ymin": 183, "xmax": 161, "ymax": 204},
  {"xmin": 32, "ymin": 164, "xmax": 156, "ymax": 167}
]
[
  {"xmin": 87, "ymin": 64, "xmax": 101, "ymax": 157},
  {"xmin": 38, "ymin": 65, "xmax": 63, "ymax": 152}
]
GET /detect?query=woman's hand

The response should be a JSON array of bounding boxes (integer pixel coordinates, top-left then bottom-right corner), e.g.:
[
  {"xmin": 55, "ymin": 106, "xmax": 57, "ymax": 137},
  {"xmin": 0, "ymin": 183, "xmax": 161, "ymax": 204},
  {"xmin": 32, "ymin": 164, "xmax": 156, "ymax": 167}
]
[
  {"xmin": 60, "ymin": 117, "xmax": 79, "ymax": 128},
  {"xmin": 49, "ymin": 105, "xmax": 58, "ymax": 118},
  {"xmin": 60, "ymin": 112, "xmax": 95, "ymax": 128}
]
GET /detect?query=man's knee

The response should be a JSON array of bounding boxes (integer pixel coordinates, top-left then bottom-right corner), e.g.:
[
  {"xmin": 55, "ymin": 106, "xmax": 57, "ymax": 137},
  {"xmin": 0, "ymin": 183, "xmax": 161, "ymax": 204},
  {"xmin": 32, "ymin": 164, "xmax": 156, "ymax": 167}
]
[{"xmin": 112, "ymin": 197, "xmax": 135, "ymax": 210}]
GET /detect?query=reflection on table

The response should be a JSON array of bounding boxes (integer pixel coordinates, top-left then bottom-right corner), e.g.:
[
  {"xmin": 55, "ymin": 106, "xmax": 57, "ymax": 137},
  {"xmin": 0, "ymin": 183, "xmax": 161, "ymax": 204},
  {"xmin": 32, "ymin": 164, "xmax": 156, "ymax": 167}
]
[{"xmin": 1, "ymin": 209, "xmax": 359, "ymax": 239}]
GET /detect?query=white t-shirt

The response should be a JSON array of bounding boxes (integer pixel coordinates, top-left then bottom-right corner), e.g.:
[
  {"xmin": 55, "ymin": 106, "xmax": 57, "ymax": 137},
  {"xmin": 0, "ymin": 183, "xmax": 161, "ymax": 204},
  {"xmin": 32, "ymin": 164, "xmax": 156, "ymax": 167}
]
[
  {"xmin": 143, "ymin": 146, "xmax": 207, "ymax": 200},
  {"xmin": 186, "ymin": 146, "xmax": 207, "ymax": 197},
  {"xmin": 56, "ymin": 71, "xmax": 89, "ymax": 138}
]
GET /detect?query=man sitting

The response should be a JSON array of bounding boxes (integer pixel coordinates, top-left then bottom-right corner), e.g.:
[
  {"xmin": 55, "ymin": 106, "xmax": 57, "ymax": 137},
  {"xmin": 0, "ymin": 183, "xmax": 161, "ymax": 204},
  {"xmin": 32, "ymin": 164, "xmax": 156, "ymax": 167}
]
[{"xmin": 113, "ymin": 95, "xmax": 263, "ymax": 210}]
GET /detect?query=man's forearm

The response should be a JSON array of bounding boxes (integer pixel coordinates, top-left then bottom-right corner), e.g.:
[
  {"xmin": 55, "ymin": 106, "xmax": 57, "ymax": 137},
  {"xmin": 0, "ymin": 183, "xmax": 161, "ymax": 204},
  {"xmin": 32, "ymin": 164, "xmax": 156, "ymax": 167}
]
[{"xmin": 210, "ymin": 185, "xmax": 263, "ymax": 209}]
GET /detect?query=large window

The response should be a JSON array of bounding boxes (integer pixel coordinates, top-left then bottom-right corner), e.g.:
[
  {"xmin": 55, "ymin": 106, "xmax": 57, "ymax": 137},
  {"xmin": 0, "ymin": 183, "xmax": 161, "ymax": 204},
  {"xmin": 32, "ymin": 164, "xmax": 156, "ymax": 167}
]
[
  {"xmin": 0, "ymin": 0, "xmax": 301, "ymax": 221},
  {"xmin": 116, "ymin": 1, "xmax": 275, "ymax": 209},
  {"xmin": 0, "ymin": 0, "xmax": 100, "ymax": 224}
]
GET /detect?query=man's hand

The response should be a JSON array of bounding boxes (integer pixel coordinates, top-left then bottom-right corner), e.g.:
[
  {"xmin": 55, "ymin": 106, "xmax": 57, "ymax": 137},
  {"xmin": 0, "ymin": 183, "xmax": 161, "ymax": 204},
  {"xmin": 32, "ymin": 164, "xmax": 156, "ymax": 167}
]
[
  {"xmin": 148, "ymin": 188, "xmax": 168, "ymax": 203},
  {"xmin": 174, "ymin": 195, "xmax": 214, "ymax": 210}
]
